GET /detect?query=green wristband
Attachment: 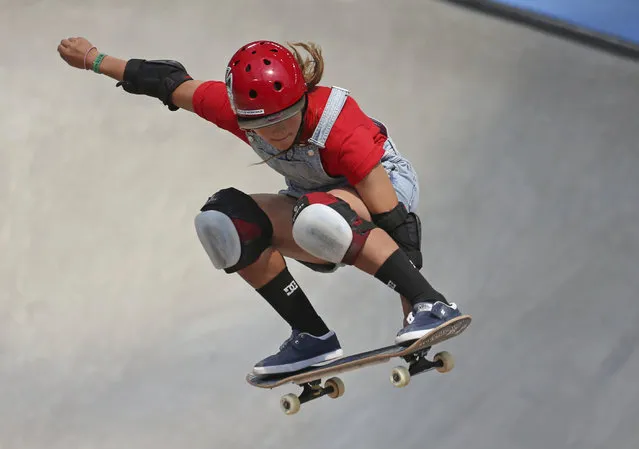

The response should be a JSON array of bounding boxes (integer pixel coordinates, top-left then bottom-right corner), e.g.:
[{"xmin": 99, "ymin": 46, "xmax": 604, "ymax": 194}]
[{"xmin": 92, "ymin": 53, "xmax": 106, "ymax": 73}]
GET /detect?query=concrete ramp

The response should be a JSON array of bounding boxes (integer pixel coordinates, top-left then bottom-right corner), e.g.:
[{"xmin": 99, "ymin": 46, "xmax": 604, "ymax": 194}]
[{"xmin": 2, "ymin": 1, "xmax": 638, "ymax": 448}]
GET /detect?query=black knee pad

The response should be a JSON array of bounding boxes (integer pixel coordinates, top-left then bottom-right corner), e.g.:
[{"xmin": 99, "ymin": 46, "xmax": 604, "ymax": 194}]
[{"xmin": 200, "ymin": 187, "xmax": 273, "ymax": 273}]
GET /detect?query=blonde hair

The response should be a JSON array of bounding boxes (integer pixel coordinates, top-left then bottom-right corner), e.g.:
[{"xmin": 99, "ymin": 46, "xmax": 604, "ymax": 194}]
[{"xmin": 287, "ymin": 41, "xmax": 325, "ymax": 90}]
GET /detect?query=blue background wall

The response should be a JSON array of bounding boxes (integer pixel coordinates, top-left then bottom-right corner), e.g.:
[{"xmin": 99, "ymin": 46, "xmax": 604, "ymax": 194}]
[{"xmin": 490, "ymin": 0, "xmax": 639, "ymax": 44}]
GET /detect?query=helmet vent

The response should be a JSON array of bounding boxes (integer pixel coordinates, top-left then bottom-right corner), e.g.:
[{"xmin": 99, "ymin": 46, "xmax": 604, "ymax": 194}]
[
  {"xmin": 233, "ymin": 60, "xmax": 240, "ymax": 66},
  {"xmin": 270, "ymin": 49, "xmax": 278, "ymax": 53},
  {"xmin": 263, "ymin": 59, "xmax": 271, "ymax": 65},
  {"xmin": 249, "ymin": 89, "xmax": 258, "ymax": 99},
  {"xmin": 274, "ymin": 82, "xmax": 282, "ymax": 91},
  {"xmin": 245, "ymin": 64, "xmax": 251, "ymax": 72}
]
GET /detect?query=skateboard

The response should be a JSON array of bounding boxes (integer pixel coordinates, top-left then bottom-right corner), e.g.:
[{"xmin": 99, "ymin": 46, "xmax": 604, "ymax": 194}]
[{"xmin": 246, "ymin": 314, "xmax": 471, "ymax": 415}]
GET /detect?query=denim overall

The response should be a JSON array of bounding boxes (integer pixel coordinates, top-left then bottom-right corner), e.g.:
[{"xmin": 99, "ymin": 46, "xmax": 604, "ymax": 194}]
[{"xmin": 245, "ymin": 86, "xmax": 420, "ymax": 215}]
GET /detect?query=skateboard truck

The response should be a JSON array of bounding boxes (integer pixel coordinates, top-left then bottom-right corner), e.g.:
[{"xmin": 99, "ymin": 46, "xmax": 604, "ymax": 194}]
[
  {"xmin": 280, "ymin": 377, "xmax": 346, "ymax": 415},
  {"xmin": 390, "ymin": 348, "xmax": 454, "ymax": 388}
]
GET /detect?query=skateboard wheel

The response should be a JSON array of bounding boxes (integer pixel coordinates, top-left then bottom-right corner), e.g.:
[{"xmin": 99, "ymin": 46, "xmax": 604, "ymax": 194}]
[
  {"xmin": 280, "ymin": 393, "xmax": 301, "ymax": 415},
  {"xmin": 390, "ymin": 366, "xmax": 410, "ymax": 388},
  {"xmin": 433, "ymin": 351, "xmax": 454, "ymax": 373},
  {"xmin": 325, "ymin": 377, "xmax": 345, "ymax": 399}
]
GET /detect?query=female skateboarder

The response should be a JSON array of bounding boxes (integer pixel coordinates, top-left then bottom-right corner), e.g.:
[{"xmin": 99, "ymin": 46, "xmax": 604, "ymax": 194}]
[{"xmin": 57, "ymin": 37, "xmax": 463, "ymax": 375}]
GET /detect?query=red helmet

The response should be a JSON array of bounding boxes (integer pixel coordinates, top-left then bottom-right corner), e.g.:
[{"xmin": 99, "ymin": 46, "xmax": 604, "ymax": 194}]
[{"xmin": 225, "ymin": 40, "xmax": 307, "ymax": 129}]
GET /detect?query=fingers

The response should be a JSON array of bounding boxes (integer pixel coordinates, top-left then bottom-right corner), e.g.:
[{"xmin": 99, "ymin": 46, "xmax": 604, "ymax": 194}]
[
  {"xmin": 58, "ymin": 39, "xmax": 74, "ymax": 58},
  {"xmin": 58, "ymin": 36, "xmax": 88, "ymax": 49},
  {"xmin": 57, "ymin": 43, "xmax": 67, "ymax": 59},
  {"xmin": 59, "ymin": 37, "xmax": 74, "ymax": 48},
  {"xmin": 57, "ymin": 39, "xmax": 71, "ymax": 57}
]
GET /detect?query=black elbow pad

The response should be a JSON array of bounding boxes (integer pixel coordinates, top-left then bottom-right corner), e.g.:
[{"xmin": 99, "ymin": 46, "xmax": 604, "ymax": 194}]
[{"xmin": 116, "ymin": 59, "xmax": 193, "ymax": 111}]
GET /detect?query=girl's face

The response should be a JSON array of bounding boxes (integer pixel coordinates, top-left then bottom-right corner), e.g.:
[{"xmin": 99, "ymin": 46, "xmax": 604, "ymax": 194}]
[{"xmin": 253, "ymin": 112, "xmax": 303, "ymax": 151}]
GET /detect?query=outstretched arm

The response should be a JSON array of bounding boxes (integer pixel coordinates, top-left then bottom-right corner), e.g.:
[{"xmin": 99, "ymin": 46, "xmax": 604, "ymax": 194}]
[{"xmin": 57, "ymin": 36, "xmax": 203, "ymax": 112}]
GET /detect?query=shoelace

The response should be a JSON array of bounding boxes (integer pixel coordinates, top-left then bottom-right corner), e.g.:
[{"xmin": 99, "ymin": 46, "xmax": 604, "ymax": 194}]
[
  {"xmin": 406, "ymin": 302, "xmax": 438, "ymax": 325},
  {"xmin": 278, "ymin": 331, "xmax": 301, "ymax": 351}
]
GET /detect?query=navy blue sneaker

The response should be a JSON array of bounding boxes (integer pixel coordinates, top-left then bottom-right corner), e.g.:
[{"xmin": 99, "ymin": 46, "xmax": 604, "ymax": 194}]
[
  {"xmin": 395, "ymin": 301, "xmax": 462, "ymax": 344},
  {"xmin": 253, "ymin": 330, "xmax": 344, "ymax": 375}
]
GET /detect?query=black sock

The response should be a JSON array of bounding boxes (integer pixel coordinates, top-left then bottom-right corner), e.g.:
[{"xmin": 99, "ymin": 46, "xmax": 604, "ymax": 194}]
[
  {"xmin": 374, "ymin": 249, "xmax": 449, "ymax": 307},
  {"xmin": 256, "ymin": 267, "xmax": 330, "ymax": 336}
]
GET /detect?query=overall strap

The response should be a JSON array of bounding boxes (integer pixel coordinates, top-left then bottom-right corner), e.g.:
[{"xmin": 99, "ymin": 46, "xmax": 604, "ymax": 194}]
[{"xmin": 308, "ymin": 86, "xmax": 350, "ymax": 148}]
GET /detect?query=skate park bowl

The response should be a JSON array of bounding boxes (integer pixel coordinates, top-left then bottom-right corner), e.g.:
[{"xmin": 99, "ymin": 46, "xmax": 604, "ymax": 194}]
[{"xmin": 2, "ymin": 1, "xmax": 639, "ymax": 448}]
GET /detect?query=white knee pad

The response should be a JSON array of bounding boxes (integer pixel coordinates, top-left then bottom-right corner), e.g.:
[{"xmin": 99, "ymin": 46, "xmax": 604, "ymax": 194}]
[
  {"xmin": 292, "ymin": 204, "xmax": 354, "ymax": 264},
  {"xmin": 194, "ymin": 210, "xmax": 241, "ymax": 270}
]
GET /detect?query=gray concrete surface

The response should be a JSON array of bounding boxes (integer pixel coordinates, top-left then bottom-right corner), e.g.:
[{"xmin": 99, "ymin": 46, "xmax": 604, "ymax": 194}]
[{"xmin": 2, "ymin": 1, "xmax": 639, "ymax": 448}]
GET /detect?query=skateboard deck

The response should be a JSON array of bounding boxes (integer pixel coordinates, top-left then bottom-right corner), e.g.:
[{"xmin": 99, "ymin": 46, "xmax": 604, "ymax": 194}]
[{"xmin": 246, "ymin": 314, "xmax": 471, "ymax": 414}]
